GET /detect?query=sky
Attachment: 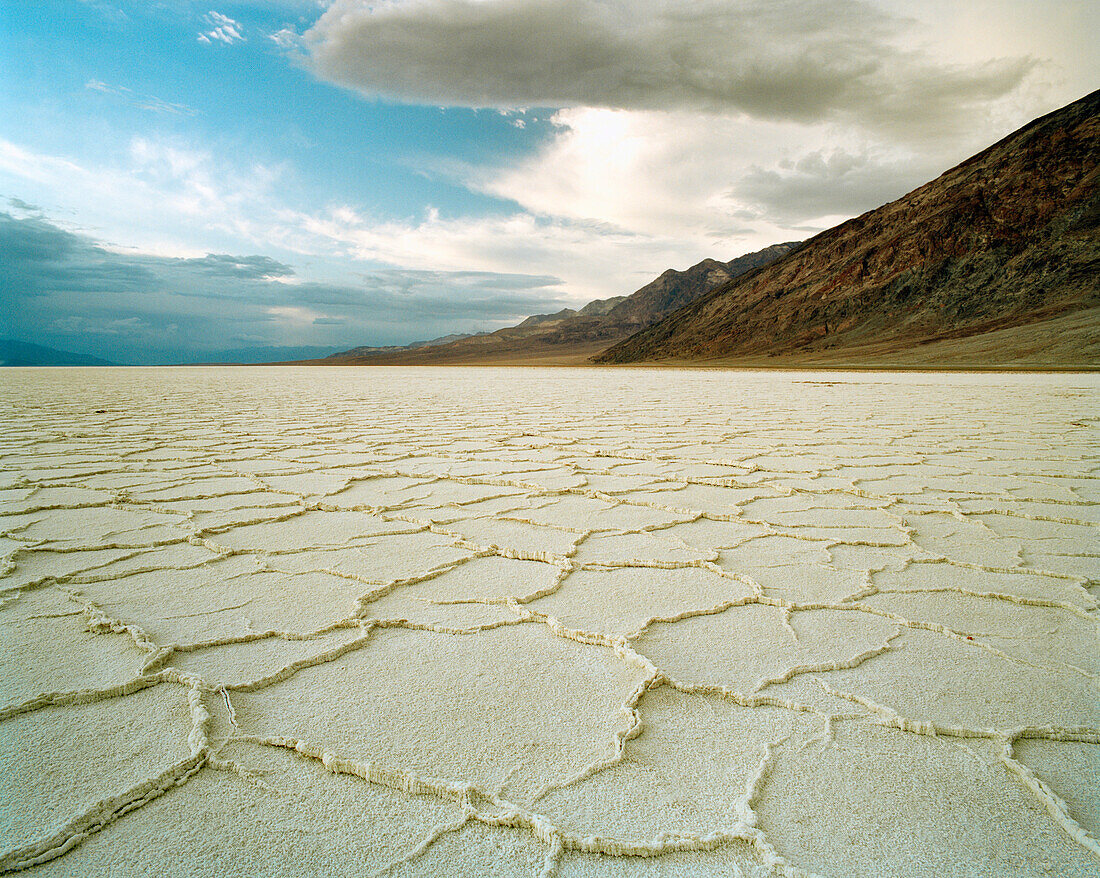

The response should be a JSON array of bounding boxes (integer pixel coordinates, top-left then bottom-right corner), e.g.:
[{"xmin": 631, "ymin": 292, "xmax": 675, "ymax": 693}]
[{"xmin": 0, "ymin": 0, "xmax": 1096, "ymax": 364}]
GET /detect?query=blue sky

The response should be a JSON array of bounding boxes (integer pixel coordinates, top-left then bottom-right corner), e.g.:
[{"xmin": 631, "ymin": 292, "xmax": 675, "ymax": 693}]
[{"xmin": 1, "ymin": 0, "xmax": 1096, "ymax": 363}]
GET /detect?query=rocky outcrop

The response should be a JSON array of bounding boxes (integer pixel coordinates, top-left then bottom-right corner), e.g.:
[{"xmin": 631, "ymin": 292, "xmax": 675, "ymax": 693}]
[
  {"xmin": 595, "ymin": 90, "xmax": 1100, "ymax": 365},
  {"xmin": 598, "ymin": 245, "xmax": 799, "ymax": 333}
]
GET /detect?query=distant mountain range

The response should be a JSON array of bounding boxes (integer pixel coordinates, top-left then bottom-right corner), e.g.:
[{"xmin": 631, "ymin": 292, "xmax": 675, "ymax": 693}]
[
  {"xmin": 0, "ymin": 339, "xmax": 115, "ymax": 367},
  {"xmin": 201, "ymin": 345, "xmax": 345, "ymax": 365},
  {"xmin": 325, "ymin": 332, "xmax": 491, "ymax": 360},
  {"xmin": 322, "ymin": 243, "xmax": 799, "ymax": 365},
  {"xmin": 596, "ymin": 90, "xmax": 1099, "ymax": 366}
]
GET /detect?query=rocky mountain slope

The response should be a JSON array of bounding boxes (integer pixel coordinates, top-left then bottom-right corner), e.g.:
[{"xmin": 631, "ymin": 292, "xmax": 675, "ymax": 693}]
[
  {"xmin": 596, "ymin": 90, "xmax": 1100, "ymax": 366},
  {"xmin": 323, "ymin": 243, "xmax": 797, "ymax": 365}
]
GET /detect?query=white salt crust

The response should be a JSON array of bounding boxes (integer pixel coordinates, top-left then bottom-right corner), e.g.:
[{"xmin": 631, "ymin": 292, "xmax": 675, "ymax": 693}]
[{"xmin": 0, "ymin": 366, "xmax": 1097, "ymax": 877}]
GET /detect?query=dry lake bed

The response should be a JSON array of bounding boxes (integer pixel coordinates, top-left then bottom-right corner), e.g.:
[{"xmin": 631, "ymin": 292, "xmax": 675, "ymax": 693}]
[{"xmin": 1, "ymin": 366, "xmax": 1097, "ymax": 877}]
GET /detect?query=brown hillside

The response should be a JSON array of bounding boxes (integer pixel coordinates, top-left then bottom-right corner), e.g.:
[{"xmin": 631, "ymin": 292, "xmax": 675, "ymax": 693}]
[{"xmin": 595, "ymin": 90, "xmax": 1100, "ymax": 366}]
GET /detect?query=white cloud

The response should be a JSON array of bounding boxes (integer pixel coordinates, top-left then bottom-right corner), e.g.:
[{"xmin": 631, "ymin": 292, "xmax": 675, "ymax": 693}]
[
  {"xmin": 733, "ymin": 148, "xmax": 921, "ymax": 225},
  {"xmin": 0, "ymin": 135, "xmax": 701, "ymax": 305},
  {"xmin": 268, "ymin": 27, "xmax": 302, "ymax": 49},
  {"xmin": 0, "ymin": 139, "xmax": 88, "ymax": 188},
  {"xmin": 462, "ymin": 107, "xmax": 949, "ymax": 248},
  {"xmin": 85, "ymin": 79, "xmax": 196, "ymax": 115},
  {"xmin": 0, "ymin": 136, "xmax": 291, "ymax": 258},
  {"xmin": 266, "ymin": 304, "xmax": 326, "ymax": 323},
  {"xmin": 48, "ymin": 315, "xmax": 151, "ymax": 337},
  {"xmin": 297, "ymin": 204, "xmax": 729, "ymax": 303},
  {"xmin": 299, "ymin": 0, "xmax": 1095, "ymax": 261},
  {"xmin": 85, "ymin": 78, "xmax": 122, "ymax": 94},
  {"xmin": 199, "ymin": 10, "xmax": 245, "ymax": 45},
  {"xmin": 301, "ymin": 0, "xmax": 1082, "ymax": 258}
]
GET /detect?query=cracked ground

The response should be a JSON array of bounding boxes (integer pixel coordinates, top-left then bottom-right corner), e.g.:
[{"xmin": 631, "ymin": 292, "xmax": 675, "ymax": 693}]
[{"xmin": 0, "ymin": 366, "xmax": 1097, "ymax": 877}]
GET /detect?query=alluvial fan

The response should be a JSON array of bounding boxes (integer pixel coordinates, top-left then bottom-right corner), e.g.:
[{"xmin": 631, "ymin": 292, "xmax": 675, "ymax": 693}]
[{"xmin": 0, "ymin": 366, "xmax": 1097, "ymax": 877}]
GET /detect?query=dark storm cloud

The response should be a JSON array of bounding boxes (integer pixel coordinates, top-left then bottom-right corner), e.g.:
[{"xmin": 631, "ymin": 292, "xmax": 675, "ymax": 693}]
[
  {"xmin": 172, "ymin": 253, "xmax": 296, "ymax": 279},
  {"xmin": 8, "ymin": 197, "xmax": 41, "ymax": 212},
  {"xmin": 0, "ymin": 211, "xmax": 566, "ymax": 364},
  {"xmin": 306, "ymin": 0, "xmax": 1035, "ymax": 135},
  {"xmin": 0, "ymin": 212, "xmax": 157, "ymax": 293}
]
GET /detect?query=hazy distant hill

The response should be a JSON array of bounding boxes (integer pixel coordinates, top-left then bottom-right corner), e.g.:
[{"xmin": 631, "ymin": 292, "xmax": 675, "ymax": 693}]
[
  {"xmin": 596, "ymin": 90, "xmax": 1100, "ymax": 366},
  {"xmin": 0, "ymin": 339, "xmax": 114, "ymax": 366},
  {"xmin": 326, "ymin": 332, "xmax": 491, "ymax": 360},
  {"xmin": 203, "ymin": 344, "xmax": 345, "ymax": 364},
  {"xmin": 323, "ymin": 243, "xmax": 798, "ymax": 365}
]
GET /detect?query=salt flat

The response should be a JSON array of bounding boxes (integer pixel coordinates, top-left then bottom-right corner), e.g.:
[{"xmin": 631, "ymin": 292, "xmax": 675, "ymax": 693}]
[{"xmin": 0, "ymin": 366, "xmax": 1097, "ymax": 877}]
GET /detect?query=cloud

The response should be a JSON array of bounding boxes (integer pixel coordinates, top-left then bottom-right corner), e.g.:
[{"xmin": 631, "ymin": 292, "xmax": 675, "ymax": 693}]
[
  {"xmin": 461, "ymin": 106, "xmax": 949, "ymax": 253},
  {"xmin": 7, "ymin": 197, "xmax": 41, "ymax": 213},
  {"xmin": 266, "ymin": 304, "xmax": 325, "ymax": 323},
  {"xmin": 306, "ymin": 0, "xmax": 1036, "ymax": 138},
  {"xmin": 299, "ymin": 204, "xmax": 714, "ymax": 303},
  {"xmin": 85, "ymin": 79, "xmax": 197, "ymax": 115},
  {"xmin": 1, "ymin": 135, "xmax": 680, "ymax": 306},
  {"xmin": 0, "ymin": 211, "xmax": 567, "ymax": 364},
  {"xmin": 733, "ymin": 148, "xmax": 925, "ymax": 225},
  {"xmin": 176, "ymin": 253, "xmax": 296, "ymax": 279},
  {"xmin": 268, "ymin": 27, "xmax": 302, "ymax": 49},
  {"xmin": 50, "ymin": 315, "xmax": 151, "ymax": 337},
  {"xmin": 0, "ymin": 212, "xmax": 156, "ymax": 292},
  {"xmin": 198, "ymin": 11, "xmax": 245, "ymax": 45},
  {"xmin": 84, "ymin": 78, "xmax": 120, "ymax": 94},
  {"xmin": 304, "ymin": 268, "xmax": 566, "ymax": 318},
  {"xmin": 0, "ymin": 135, "xmax": 301, "ymax": 259}
]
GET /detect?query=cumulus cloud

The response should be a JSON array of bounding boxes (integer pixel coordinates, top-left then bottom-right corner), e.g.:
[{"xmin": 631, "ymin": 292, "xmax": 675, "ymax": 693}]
[
  {"xmin": 306, "ymin": 0, "xmax": 1036, "ymax": 137},
  {"xmin": 0, "ymin": 211, "xmax": 567, "ymax": 364}
]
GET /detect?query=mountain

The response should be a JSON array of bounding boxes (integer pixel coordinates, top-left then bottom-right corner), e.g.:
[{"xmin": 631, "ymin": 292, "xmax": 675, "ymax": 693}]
[
  {"xmin": 598, "ymin": 246, "xmax": 800, "ymax": 332},
  {"xmin": 0, "ymin": 339, "xmax": 115, "ymax": 366},
  {"xmin": 325, "ymin": 332, "xmax": 490, "ymax": 360},
  {"xmin": 202, "ymin": 344, "xmax": 345, "ymax": 364},
  {"xmin": 595, "ymin": 90, "xmax": 1100, "ymax": 367},
  {"xmin": 323, "ymin": 242, "xmax": 798, "ymax": 365},
  {"xmin": 514, "ymin": 298, "xmax": 629, "ymax": 329}
]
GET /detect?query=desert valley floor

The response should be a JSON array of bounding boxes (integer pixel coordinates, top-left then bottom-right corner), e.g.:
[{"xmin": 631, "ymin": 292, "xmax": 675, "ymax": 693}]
[{"xmin": 0, "ymin": 366, "xmax": 1097, "ymax": 877}]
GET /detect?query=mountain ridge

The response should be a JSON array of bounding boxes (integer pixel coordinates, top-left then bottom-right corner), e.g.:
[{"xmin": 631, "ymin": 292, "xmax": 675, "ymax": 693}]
[
  {"xmin": 322, "ymin": 242, "xmax": 799, "ymax": 365},
  {"xmin": 595, "ymin": 90, "xmax": 1100, "ymax": 366}
]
